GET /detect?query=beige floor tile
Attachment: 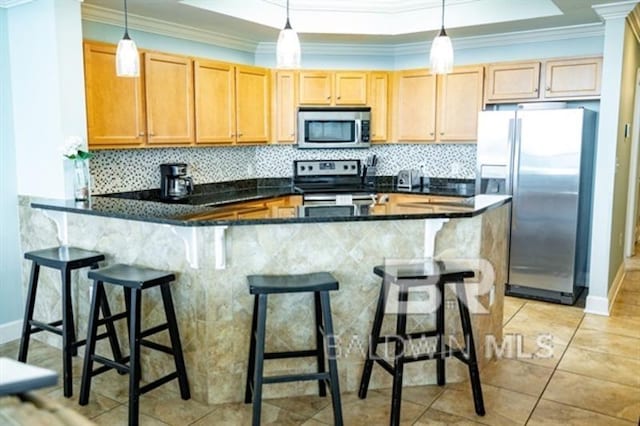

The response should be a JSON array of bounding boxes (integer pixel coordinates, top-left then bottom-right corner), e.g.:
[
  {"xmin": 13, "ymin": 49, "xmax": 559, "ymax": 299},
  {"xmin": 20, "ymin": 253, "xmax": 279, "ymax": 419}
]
[
  {"xmin": 92, "ymin": 404, "xmax": 170, "ymax": 425},
  {"xmin": 570, "ymin": 328, "xmax": 640, "ymax": 359},
  {"xmin": 430, "ymin": 383, "xmax": 537, "ymax": 426},
  {"xmin": 414, "ymin": 408, "xmax": 485, "ymax": 425},
  {"xmin": 581, "ymin": 314, "xmax": 640, "ymax": 339},
  {"xmin": 617, "ymin": 290, "xmax": 640, "ymax": 306},
  {"xmin": 44, "ymin": 380, "xmax": 121, "ymax": 419},
  {"xmin": 611, "ymin": 302, "xmax": 640, "ymax": 318},
  {"xmin": 265, "ymin": 393, "xmax": 331, "ymax": 419},
  {"xmin": 542, "ymin": 370, "xmax": 640, "ymax": 422},
  {"xmin": 192, "ymin": 401, "xmax": 308, "ymax": 425},
  {"xmin": 502, "ymin": 297, "xmax": 525, "ymax": 325},
  {"xmin": 312, "ymin": 389, "xmax": 427, "ymax": 425},
  {"xmin": 503, "ymin": 305, "xmax": 580, "ymax": 346},
  {"xmin": 479, "ymin": 358, "xmax": 553, "ymax": 397},
  {"xmin": 496, "ymin": 330, "xmax": 567, "ymax": 368},
  {"xmin": 137, "ymin": 386, "xmax": 215, "ymax": 426},
  {"xmin": 558, "ymin": 346, "xmax": 640, "ymax": 387},
  {"xmin": 528, "ymin": 399, "xmax": 637, "ymax": 426},
  {"xmin": 86, "ymin": 369, "xmax": 131, "ymax": 403},
  {"xmin": 374, "ymin": 384, "xmax": 444, "ymax": 407},
  {"xmin": 622, "ymin": 278, "xmax": 640, "ymax": 292},
  {"xmin": 300, "ymin": 419, "xmax": 330, "ymax": 426}
]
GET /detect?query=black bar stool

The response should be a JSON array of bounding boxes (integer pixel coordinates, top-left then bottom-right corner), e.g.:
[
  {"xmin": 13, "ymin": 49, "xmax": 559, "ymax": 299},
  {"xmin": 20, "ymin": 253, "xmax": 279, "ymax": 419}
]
[
  {"xmin": 358, "ymin": 261, "xmax": 485, "ymax": 426},
  {"xmin": 244, "ymin": 272, "xmax": 343, "ymax": 426},
  {"xmin": 18, "ymin": 246, "xmax": 123, "ymax": 398},
  {"xmin": 79, "ymin": 264, "xmax": 190, "ymax": 426}
]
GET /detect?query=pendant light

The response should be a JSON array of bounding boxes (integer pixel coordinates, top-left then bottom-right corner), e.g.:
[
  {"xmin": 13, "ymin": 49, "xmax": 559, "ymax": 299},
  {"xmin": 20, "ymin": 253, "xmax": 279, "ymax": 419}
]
[
  {"xmin": 276, "ymin": 0, "xmax": 301, "ymax": 69},
  {"xmin": 116, "ymin": 0, "xmax": 140, "ymax": 77},
  {"xmin": 430, "ymin": 0, "xmax": 454, "ymax": 75}
]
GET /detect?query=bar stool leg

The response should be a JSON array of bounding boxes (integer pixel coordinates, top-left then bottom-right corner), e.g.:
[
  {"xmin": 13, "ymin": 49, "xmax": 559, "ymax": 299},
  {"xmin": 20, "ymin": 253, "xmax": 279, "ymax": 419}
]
[
  {"xmin": 128, "ymin": 289, "xmax": 142, "ymax": 426},
  {"xmin": 79, "ymin": 280, "xmax": 105, "ymax": 405},
  {"xmin": 244, "ymin": 295, "xmax": 259, "ymax": 404},
  {"xmin": 390, "ymin": 286, "xmax": 408, "ymax": 426},
  {"xmin": 251, "ymin": 294, "xmax": 268, "ymax": 426},
  {"xmin": 61, "ymin": 267, "xmax": 74, "ymax": 397},
  {"xmin": 314, "ymin": 291, "xmax": 327, "ymax": 397},
  {"xmin": 160, "ymin": 283, "xmax": 190, "ymax": 400},
  {"xmin": 319, "ymin": 291, "xmax": 343, "ymax": 426},
  {"xmin": 358, "ymin": 279, "xmax": 390, "ymax": 399},
  {"xmin": 436, "ymin": 278, "xmax": 446, "ymax": 386},
  {"xmin": 456, "ymin": 282, "xmax": 485, "ymax": 416},
  {"xmin": 18, "ymin": 262, "xmax": 40, "ymax": 362}
]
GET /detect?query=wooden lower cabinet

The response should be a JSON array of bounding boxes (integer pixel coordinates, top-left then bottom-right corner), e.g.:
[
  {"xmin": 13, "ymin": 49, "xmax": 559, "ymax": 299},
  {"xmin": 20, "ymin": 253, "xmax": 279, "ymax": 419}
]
[
  {"xmin": 144, "ymin": 52, "xmax": 194, "ymax": 144},
  {"xmin": 83, "ymin": 41, "xmax": 146, "ymax": 148}
]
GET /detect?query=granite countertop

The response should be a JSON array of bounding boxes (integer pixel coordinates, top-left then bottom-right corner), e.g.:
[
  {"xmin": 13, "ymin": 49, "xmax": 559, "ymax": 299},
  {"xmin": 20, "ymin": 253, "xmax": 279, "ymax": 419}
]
[{"xmin": 30, "ymin": 177, "xmax": 511, "ymax": 227}]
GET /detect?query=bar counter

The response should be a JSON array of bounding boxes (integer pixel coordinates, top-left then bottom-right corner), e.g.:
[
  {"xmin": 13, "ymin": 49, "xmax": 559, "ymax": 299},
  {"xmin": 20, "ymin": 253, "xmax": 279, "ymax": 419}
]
[{"xmin": 19, "ymin": 179, "xmax": 511, "ymax": 405}]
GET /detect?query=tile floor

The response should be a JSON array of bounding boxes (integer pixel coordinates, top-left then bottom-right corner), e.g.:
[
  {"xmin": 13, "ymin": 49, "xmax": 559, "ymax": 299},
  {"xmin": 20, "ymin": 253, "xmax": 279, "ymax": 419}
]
[{"xmin": 1, "ymin": 276, "xmax": 639, "ymax": 425}]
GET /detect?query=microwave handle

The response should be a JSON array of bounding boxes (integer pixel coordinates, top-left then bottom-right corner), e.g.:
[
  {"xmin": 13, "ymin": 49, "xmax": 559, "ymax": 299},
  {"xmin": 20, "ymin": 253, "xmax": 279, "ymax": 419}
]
[{"xmin": 355, "ymin": 119, "xmax": 361, "ymax": 143}]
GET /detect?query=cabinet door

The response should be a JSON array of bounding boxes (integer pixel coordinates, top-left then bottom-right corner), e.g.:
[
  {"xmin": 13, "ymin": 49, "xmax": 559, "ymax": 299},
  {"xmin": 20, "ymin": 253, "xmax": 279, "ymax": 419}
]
[
  {"xmin": 194, "ymin": 60, "xmax": 236, "ymax": 144},
  {"xmin": 144, "ymin": 52, "xmax": 194, "ymax": 144},
  {"xmin": 394, "ymin": 70, "xmax": 436, "ymax": 141},
  {"xmin": 437, "ymin": 66, "xmax": 484, "ymax": 141},
  {"xmin": 334, "ymin": 72, "xmax": 367, "ymax": 105},
  {"xmin": 83, "ymin": 41, "xmax": 145, "ymax": 148},
  {"xmin": 273, "ymin": 70, "xmax": 298, "ymax": 143},
  {"xmin": 485, "ymin": 62, "xmax": 540, "ymax": 102},
  {"xmin": 544, "ymin": 57, "xmax": 602, "ymax": 99},
  {"xmin": 235, "ymin": 65, "xmax": 270, "ymax": 144},
  {"xmin": 369, "ymin": 72, "xmax": 389, "ymax": 142},
  {"xmin": 299, "ymin": 71, "xmax": 333, "ymax": 105}
]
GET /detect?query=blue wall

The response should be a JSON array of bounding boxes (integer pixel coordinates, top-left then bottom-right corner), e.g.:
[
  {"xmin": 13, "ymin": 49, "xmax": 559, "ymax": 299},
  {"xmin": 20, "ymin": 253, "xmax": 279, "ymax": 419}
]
[{"xmin": 0, "ymin": 8, "xmax": 24, "ymax": 326}]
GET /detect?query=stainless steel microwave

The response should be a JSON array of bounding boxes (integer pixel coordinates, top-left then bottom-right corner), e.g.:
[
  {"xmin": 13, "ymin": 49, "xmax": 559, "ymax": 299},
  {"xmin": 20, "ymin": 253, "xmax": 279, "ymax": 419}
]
[{"xmin": 297, "ymin": 107, "xmax": 371, "ymax": 149}]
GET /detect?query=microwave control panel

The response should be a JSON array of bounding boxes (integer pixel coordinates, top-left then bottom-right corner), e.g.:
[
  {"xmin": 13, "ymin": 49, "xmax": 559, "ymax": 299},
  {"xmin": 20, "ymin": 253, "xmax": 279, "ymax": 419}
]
[{"xmin": 294, "ymin": 160, "xmax": 361, "ymax": 177}]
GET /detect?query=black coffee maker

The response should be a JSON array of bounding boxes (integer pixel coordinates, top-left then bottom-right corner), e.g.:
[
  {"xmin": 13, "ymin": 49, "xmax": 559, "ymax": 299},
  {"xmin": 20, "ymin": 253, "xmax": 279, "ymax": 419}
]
[{"xmin": 160, "ymin": 163, "xmax": 194, "ymax": 202}]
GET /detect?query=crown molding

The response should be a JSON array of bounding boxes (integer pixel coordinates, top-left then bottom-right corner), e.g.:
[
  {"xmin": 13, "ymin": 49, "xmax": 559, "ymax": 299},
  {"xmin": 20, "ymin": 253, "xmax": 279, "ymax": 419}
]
[
  {"xmin": 627, "ymin": 5, "xmax": 640, "ymax": 42},
  {"xmin": 593, "ymin": 0, "xmax": 639, "ymax": 20},
  {"xmin": 256, "ymin": 23, "xmax": 604, "ymax": 57},
  {"xmin": 260, "ymin": 0, "xmax": 473, "ymax": 14},
  {"xmin": 81, "ymin": 4, "xmax": 258, "ymax": 53},
  {"xmin": 0, "ymin": 0, "xmax": 33, "ymax": 8}
]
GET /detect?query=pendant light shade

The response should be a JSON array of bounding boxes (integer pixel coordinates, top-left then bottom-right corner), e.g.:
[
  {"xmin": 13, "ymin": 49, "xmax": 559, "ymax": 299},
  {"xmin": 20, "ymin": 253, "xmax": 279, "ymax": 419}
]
[
  {"xmin": 276, "ymin": 0, "xmax": 301, "ymax": 68},
  {"xmin": 430, "ymin": 0, "xmax": 454, "ymax": 74},
  {"xmin": 116, "ymin": 0, "xmax": 140, "ymax": 77}
]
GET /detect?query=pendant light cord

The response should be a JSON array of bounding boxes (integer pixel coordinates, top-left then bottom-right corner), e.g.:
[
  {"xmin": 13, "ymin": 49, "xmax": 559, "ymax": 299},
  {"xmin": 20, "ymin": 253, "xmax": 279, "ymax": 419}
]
[
  {"xmin": 284, "ymin": 0, "xmax": 292, "ymax": 30},
  {"xmin": 123, "ymin": 0, "xmax": 130, "ymax": 39},
  {"xmin": 439, "ymin": 0, "xmax": 447, "ymax": 37}
]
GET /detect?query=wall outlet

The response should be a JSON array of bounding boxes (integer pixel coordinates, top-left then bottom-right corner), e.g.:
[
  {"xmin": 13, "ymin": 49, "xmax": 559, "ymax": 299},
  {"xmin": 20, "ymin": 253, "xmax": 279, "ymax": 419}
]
[{"xmin": 489, "ymin": 285, "xmax": 496, "ymax": 306}]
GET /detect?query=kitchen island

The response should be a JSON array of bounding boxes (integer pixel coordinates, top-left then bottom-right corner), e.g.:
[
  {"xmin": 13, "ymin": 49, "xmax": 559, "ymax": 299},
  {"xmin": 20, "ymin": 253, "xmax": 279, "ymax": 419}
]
[{"xmin": 19, "ymin": 181, "xmax": 510, "ymax": 405}]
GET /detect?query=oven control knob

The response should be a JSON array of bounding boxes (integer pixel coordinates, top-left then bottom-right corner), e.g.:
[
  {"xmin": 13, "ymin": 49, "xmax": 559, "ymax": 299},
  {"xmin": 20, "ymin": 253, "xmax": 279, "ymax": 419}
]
[
  {"xmin": 343, "ymin": 165, "xmax": 348, "ymax": 170},
  {"xmin": 351, "ymin": 165, "xmax": 356, "ymax": 170},
  {"xmin": 301, "ymin": 166, "xmax": 306, "ymax": 171},
  {"xmin": 309, "ymin": 166, "xmax": 313, "ymax": 171}
]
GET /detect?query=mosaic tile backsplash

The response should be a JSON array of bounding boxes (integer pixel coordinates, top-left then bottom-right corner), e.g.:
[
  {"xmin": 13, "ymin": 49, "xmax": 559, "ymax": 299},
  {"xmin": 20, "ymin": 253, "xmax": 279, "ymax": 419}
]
[{"xmin": 90, "ymin": 144, "xmax": 477, "ymax": 194}]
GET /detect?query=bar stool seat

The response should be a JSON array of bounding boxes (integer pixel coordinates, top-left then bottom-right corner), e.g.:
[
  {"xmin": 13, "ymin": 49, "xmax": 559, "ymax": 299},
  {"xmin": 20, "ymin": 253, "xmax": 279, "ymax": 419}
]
[
  {"xmin": 19, "ymin": 246, "xmax": 123, "ymax": 398},
  {"xmin": 359, "ymin": 260, "xmax": 485, "ymax": 426},
  {"xmin": 79, "ymin": 264, "xmax": 190, "ymax": 426},
  {"xmin": 245, "ymin": 272, "xmax": 343, "ymax": 426}
]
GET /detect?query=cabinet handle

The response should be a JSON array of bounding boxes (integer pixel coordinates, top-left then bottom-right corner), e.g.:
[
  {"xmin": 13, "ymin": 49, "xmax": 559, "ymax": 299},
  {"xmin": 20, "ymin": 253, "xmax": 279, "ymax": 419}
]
[
  {"xmin": 440, "ymin": 132, "xmax": 444, "ymax": 136},
  {"xmin": 430, "ymin": 132, "xmax": 434, "ymax": 136},
  {"xmin": 326, "ymin": 95, "xmax": 331, "ymax": 100},
  {"xmin": 534, "ymin": 88, "xmax": 538, "ymax": 92},
  {"xmin": 230, "ymin": 133, "xmax": 235, "ymax": 137},
  {"xmin": 290, "ymin": 133, "xmax": 295, "ymax": 137},
  {"xmin": 138, "ymin": 132, "xmax": 145, "ymax": 136},
  {"xmin": 337, "ymin": 96, "xmax": 341, "ymax": 100},
  {"xmin": 546, "ymin": 87, "xmax": 551, "ymax": 91},
  {"xmin": 238, "ymin": 133, "xmax": 243, "ymax": 137},
  {"xmin": 149, "ymin": 132, "xmax": 155, "ymax": 136}
]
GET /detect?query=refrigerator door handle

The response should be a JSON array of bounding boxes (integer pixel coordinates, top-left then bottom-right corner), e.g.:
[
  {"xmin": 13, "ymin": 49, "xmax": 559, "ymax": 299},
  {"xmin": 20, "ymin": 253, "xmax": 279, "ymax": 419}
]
[
  {"xmin": 511, "ymin": 118, "xmax": 523, "ymax": 230},
  {"xmin": 505, "ymin": 118, "xmax": 516, "ymax": 195}
]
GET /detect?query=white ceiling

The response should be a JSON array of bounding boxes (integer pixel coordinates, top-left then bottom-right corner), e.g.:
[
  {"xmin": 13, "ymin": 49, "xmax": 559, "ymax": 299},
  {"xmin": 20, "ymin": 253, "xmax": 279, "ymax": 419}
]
[{"xmin": 81, "ymin": 0, "xmax": 626, "ymax": 46}]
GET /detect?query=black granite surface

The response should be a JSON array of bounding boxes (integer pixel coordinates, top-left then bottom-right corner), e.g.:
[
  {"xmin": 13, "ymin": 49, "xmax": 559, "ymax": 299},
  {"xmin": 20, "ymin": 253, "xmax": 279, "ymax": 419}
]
[{"xmin": 31, "ymin": 178, "xmax": 509, "ymax": 227}]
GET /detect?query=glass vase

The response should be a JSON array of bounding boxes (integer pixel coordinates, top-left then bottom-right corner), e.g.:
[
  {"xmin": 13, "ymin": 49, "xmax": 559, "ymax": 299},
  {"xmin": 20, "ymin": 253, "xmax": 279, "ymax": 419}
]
[{"xmin": 73, "ymin": 159, "xmax": 91, "ymax": 201}]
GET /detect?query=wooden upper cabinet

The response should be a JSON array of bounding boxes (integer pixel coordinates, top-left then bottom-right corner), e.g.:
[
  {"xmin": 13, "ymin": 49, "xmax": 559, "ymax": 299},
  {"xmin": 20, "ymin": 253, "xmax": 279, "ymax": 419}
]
[
  {"xmin": 394, "ymin": 69, "xmax": 437, "ymax": 142},
  {"xmin": 485, "ymin": 61, "xmax": 541, "ymax": 102},
  {"xmin": 299, "ymin": 71, "xmax": 333, "ymax": 105},
  {"xmin": 544, "ymin": 57, "xmax": 602, "ymax": 99},
  {"xmin": 83, "ymin": 41, "xmax": 145, "ymax": 148},
  {"xmin": 194, "ymin": 59, "xmax": 236, "ymax": 144},
  {"xmin": 369, "ymin": 72, "xmax": 389, "ymax": 142},
  {"xmin": 437, "ymin": 66, "xmax": 484, "ymax": 141},
  {"xmin": 334, "ymin": 72, "xmax": 367, "ymax": 105},
  {"xmin": 273, "ymin": 70, "xmax": 298, "ymax": 143},
  {"xmin": 235, "ymin": 65, "xmax": 270, "ymax": 144},
  {"xmin": 144, "ymin": 52, "xmax": 194, "ymax": 144}
]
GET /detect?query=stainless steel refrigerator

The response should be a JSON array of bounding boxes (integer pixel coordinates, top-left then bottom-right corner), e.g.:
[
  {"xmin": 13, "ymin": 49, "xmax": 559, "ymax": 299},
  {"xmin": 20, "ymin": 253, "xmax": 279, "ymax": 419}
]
[{"xmin": 476, "ymin": 105, "xmax": 597, "ymax": 304}]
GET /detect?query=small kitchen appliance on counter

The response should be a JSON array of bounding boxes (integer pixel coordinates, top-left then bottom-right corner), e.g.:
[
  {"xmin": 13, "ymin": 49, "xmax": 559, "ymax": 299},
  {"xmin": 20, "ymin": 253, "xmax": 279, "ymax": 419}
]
[
  {"xmin": 396, "ymin": 169, "xmax": 423, "ymax": 191},
  {"xmin": 160, "ymin": 163, "xmax": 194, "ymax": 202}
]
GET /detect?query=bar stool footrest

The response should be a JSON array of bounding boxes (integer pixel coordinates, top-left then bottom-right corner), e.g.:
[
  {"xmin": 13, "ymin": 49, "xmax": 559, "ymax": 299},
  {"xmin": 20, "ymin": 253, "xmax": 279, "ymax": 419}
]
[
  {"xmin": 263, "ymin": 372, "xmax": 331, "ymax": 385},
  {"xmin": 140, "ymin": 339, "xmax": 174, "ymax": 355},
  {"xmin": 141, "ymin": 323, "xmax": 169, "ymax": 339},
  {"xmin": 263, "ymin": 349, "xmax": 318, "ymax": 360},
  {"xmin": 92, "ymin": 354, "xmax": 130, "ymax": 374},
  {"xmin": 29, "ymin": 320, "xmax": 63, "ymax": 336},
  {"xmin": 139, "ymin": 372, "xmax": 180, "ymax": 395}
]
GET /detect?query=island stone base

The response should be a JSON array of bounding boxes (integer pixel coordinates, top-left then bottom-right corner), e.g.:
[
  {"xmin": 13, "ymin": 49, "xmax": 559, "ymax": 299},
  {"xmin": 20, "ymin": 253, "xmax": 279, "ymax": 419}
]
[{"xmin": 19, "ymin": 197, "xmax": 508, "ymax": 404}]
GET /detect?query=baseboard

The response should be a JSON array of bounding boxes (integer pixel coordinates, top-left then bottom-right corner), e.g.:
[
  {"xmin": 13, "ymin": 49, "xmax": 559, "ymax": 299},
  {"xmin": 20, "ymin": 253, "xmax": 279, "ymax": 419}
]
[
  {"xmin": 0, "ymin": 320, "xmax": 22, "ymax": 344},
  {"xmin": 584, "ymin": 262, "xmax": 625, "ymax": 316}
]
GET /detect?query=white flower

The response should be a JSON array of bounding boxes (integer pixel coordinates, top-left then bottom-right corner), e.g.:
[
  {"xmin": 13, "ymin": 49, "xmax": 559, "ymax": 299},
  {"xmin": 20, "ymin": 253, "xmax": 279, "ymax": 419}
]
[{"xmin": 60, "ymin": 136, "xmax": 90, "ymax": 160}]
